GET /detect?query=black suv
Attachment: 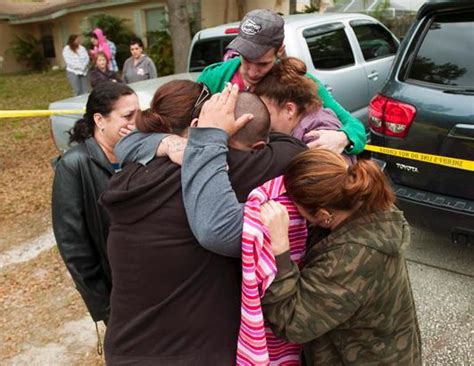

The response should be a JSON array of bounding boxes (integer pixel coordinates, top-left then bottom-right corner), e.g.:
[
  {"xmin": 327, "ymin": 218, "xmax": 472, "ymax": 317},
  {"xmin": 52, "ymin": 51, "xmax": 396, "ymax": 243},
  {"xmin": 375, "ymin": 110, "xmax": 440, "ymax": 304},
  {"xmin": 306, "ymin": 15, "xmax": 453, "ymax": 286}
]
[{"xmin": 369, "ymin": 0, "xmax": 474, "ymax": 245}]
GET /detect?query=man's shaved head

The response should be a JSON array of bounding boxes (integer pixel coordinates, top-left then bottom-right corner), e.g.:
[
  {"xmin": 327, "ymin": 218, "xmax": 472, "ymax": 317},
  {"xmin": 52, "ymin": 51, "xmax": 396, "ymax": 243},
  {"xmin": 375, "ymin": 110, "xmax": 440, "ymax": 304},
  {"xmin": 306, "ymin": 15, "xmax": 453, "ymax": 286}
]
[{"xmin": 230, "ymin": 92, "xmax": 270, "ymax": 148}]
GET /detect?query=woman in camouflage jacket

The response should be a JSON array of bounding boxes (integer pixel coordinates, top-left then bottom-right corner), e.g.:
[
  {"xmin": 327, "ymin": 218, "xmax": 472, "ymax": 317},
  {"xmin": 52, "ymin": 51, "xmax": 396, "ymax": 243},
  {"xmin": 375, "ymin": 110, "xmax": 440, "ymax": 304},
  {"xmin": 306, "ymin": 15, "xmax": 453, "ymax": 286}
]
[{"xmin": 261, "ymin": 149, "xmax": 422, "ymax": 365}]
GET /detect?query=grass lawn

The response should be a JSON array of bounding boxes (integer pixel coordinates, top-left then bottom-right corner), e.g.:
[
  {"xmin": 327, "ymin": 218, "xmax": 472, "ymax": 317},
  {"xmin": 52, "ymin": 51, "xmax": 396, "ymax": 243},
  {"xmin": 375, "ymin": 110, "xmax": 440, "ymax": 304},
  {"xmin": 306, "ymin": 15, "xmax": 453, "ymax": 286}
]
[
  {"xmin": 0, "ymin": 70, "xmax": 73, "ymax": 250},
  {"xmin": 0, "ymin": 72, "xmax": 107, "ymax": 365}
]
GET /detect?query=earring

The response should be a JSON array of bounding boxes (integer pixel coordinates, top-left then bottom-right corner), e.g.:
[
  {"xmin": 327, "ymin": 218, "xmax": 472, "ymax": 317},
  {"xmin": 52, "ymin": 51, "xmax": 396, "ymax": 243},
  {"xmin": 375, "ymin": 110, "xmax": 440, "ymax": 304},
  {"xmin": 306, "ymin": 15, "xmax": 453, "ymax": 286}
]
[
  {"xmin": 325, "ymin": 214, "xmax": 333, "ymax": 226},
  {"xmin": 101, "ymin": 127, "xmax": 105, "ymax": 133}
]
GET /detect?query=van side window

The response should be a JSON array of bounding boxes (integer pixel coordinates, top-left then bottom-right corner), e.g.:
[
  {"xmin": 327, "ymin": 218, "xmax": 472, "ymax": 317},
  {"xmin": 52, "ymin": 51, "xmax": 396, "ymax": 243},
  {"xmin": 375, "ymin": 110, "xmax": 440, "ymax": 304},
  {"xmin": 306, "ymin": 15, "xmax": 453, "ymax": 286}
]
[
  {"xmin": 351, "ymin": 22, "xmax": 398, "ymax": 61},
  {"xmin": 303, "ymin": 23, "xmax": 355, "ymax": 70}
]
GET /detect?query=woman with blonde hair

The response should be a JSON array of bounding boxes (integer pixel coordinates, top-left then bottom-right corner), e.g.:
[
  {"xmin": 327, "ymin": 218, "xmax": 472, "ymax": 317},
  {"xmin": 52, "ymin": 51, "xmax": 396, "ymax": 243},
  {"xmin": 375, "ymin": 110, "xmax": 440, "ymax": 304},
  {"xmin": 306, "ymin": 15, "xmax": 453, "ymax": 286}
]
[
  {"xmin": 90, "ymin": 51, "xmax": 122, "ymax": 88},
  {"xmin": 260, "ymin": 149, "xmax": 421, "ymax": 365}
]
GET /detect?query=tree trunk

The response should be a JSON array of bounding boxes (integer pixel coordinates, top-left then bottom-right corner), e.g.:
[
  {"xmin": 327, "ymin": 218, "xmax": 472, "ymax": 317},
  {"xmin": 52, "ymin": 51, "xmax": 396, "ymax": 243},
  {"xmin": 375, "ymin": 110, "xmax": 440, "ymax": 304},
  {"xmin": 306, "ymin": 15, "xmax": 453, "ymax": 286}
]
[
  {"xmin": 167, "ymin": 0, "xmax": 192, "ymax": 73},
  {"xmin": 224, "ymin": 0, "xmax": 230, "ymax": 23},
  {"xmin": 289, "ymin": 0, "xmax": 297, "ymax": 14}
]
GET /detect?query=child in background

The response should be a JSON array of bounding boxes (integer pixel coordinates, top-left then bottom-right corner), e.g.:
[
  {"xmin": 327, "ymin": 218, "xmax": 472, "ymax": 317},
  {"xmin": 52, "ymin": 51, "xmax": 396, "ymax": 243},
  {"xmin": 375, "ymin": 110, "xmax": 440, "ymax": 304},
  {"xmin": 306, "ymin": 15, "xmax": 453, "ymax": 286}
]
[{"xmin": 90, "ymin": 52, "xmax": 122, "ymax": 88}]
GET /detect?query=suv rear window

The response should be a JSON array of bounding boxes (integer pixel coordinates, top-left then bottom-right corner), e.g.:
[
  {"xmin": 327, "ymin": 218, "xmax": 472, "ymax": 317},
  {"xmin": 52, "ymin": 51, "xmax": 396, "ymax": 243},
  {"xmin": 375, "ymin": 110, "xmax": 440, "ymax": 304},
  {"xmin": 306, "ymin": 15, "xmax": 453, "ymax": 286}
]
[
  {"xmin": 407, "ymin": 11, "xmax": 474, "ymax": 88},
  {"xmin": 189, "ymin": 37, "xmax": 236, "ymax": 72}
]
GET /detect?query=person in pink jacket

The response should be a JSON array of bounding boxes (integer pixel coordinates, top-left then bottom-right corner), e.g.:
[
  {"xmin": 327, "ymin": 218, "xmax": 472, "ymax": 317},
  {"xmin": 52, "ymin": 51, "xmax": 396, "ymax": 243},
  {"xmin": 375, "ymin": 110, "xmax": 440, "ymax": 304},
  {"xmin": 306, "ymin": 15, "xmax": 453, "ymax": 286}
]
[{"xmin": 89, "ymin": 28, "xmax": 112, "ymax": 69}]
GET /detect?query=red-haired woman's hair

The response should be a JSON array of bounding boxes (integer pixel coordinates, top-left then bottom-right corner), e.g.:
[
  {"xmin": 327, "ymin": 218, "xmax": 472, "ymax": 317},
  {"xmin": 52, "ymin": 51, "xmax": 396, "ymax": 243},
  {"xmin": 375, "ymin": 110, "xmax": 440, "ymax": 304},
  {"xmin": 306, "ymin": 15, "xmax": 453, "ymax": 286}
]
[
  {"xmin": 284, "ymin": 149, "xmax": 395, "ymax": 216},
  {"xmin": 136, "ymin": 80, "xmax": 202, "ymax": 135},
  {"xmin": 254, "ymin": 57, "xmax": 322, "ymax": 116}
]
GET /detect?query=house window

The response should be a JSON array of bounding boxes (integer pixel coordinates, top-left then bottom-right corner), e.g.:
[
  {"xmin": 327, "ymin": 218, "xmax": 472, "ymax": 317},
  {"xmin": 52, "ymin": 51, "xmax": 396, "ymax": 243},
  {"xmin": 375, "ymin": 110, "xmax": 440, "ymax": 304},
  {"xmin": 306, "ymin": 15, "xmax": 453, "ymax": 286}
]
[
  {"xmin": 146, "ymin": 7, "xmax": 167, "ymax": 33},
  {"xmin": 40, "ymin": 23, "xmax": 55, "ymax": 58}
]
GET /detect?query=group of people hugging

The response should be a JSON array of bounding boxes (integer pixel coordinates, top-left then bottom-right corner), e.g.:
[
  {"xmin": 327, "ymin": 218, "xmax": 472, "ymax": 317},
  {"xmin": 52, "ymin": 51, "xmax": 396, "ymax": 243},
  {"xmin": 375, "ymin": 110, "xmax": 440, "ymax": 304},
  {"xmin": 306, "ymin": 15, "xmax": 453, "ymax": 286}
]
[
  {"xmin": 62, "ymin": 28, "xmax": 157, "ymax": 96},
  {"xmin": 52, "ymin": 9, "xmax": 421, "ymax": 366}
]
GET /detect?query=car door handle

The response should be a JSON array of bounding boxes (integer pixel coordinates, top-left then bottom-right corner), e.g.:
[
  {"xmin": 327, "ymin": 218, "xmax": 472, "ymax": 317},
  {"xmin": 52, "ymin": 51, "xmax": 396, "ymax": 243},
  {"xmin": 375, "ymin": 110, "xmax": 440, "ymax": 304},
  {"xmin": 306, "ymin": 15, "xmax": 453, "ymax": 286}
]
[
  {"xmin": 368, "ymin": 71, "xmax": 379, "ymax": 80},
  {"xmin": 325, "ymin": 84, "xmax": 333, "ymax": 93}
]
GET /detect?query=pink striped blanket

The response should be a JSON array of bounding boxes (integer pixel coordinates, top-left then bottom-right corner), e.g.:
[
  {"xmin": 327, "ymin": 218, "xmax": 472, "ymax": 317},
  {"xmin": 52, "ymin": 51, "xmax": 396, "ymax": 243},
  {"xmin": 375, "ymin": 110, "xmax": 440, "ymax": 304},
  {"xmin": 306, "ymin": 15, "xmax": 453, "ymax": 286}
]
[{"xmin": 237, "ymin": 176, "xmax": 308, "ymax": 365}]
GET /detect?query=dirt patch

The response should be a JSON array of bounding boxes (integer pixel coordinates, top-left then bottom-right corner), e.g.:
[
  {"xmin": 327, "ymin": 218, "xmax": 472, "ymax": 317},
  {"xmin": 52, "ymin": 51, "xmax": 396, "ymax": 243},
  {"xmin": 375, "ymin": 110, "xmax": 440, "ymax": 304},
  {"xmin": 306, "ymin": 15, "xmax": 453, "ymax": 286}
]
[
  {"xmin": 0, "ymin": 71, "xmax": 103, "ymax": 364},
  {"xmin": 0, "ymin": 117, "xmax": 56, "ymax": 252},
  {"xmin": 0, "ymin": 71, "xmax": 70, "ymax": 250},
  {"xmin": 0, "ymin": 247, "xmax": 105, "ymax": 365}
]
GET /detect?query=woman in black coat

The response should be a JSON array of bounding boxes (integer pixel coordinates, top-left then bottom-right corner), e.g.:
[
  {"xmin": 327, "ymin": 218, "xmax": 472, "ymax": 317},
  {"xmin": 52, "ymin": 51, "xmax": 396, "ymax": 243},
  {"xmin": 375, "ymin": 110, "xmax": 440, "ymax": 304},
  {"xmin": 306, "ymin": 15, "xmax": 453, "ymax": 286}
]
[{"xmin": 52, "ymin": 82, "xmax": 138, "ymax": 325}]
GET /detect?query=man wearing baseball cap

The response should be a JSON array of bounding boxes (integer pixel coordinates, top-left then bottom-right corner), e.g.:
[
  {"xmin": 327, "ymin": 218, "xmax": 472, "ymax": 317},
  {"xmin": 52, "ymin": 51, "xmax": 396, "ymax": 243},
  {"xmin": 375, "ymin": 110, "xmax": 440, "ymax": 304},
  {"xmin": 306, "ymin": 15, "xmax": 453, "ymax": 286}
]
[{"xmin": 198, "ymin": 9, "xmax": 366, "ymax": 155}]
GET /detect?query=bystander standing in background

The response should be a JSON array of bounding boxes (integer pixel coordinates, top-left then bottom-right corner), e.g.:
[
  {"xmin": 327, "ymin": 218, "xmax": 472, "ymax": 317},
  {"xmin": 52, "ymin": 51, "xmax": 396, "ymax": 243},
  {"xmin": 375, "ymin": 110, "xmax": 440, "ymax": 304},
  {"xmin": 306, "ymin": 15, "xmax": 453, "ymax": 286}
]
[
  {"xmin": 122, "ymin": 37, "xmax": 157, "ymax": 84},
  {"xmin": 105, "ymin": 35, "xmax": 119, "ymax": 73},
  {"xmin": 89, "ymin": 28, "xmax": 112, "ymax": 71},
  {"xmin": 90, "ymin": 51, "xmax": 122, "ymax": 88},
  {"xmin": 62, "ymin": 34, "xmax": 89, "ymax": 96}
]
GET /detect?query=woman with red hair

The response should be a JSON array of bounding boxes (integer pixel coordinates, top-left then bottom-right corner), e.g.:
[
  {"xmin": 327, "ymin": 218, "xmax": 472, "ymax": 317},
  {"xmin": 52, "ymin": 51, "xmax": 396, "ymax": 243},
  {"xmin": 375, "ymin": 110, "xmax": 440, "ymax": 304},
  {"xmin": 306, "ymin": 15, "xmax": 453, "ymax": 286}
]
[
  {"xmin": 178, "ymin": 128, "xmax": 422, "ymax": 364},
  {"xmin": 259, "ymin": 149, "xmax": 422, "ymax": 365}
]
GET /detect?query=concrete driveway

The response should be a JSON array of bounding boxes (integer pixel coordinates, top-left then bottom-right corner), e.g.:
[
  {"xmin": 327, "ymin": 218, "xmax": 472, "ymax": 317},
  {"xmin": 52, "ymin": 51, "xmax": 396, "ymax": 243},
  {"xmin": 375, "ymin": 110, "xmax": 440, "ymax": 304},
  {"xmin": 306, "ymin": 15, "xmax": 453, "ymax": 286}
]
[{"xmin": 406, "ymin": 223, "xmax": 473, "ymax": 365}]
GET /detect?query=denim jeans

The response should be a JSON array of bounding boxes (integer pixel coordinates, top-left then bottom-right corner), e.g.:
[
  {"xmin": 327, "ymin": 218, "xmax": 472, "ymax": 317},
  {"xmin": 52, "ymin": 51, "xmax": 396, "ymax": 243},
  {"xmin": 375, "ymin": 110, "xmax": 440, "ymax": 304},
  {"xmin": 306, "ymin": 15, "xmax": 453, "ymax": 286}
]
[{"xmin": 67, "ymin": 71, "xmax": 89, "ymax": 96}]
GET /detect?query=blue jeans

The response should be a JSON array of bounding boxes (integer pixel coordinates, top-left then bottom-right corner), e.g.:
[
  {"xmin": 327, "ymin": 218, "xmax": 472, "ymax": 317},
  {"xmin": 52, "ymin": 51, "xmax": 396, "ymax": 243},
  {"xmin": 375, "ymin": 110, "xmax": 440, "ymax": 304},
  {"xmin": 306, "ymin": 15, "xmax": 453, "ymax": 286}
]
[{"xmin": 67, "ymin": 71, "xmax": 89, "ymax": 96}]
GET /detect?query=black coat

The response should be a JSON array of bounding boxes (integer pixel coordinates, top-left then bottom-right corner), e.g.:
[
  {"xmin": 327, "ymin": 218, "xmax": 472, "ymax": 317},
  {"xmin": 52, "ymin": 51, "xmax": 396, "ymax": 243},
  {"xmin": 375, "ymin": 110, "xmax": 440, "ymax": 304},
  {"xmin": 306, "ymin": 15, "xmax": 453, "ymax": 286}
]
[
  {"xmin": 99, "ymin": 133, "xmax": 307, "ymax": 365},
  {"xmin": 52, "ymin": 138, "xmax": 114, "ymax": 322},
  {"xmin": 90, "ymin": 67, "xmax": 122, "ymax": 88}
]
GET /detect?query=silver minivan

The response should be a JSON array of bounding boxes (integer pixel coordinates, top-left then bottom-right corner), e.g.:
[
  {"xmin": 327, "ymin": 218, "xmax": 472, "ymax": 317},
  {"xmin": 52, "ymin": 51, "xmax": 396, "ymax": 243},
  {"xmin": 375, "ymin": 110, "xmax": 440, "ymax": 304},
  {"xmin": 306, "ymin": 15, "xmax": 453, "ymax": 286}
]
[{"xmin": 189, "ymin": 13, "xmax": 399, "ymax": 124}]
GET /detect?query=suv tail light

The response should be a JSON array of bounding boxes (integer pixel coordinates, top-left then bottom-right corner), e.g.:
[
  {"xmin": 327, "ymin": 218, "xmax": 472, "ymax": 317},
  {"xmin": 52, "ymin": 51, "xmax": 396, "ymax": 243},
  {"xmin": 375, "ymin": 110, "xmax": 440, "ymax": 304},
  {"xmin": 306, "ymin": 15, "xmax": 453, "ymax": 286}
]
[
  {"xmin": 369, "ymin": 94, "xmax": 416, "ymax": 138},
  {"xmin": 225, "ymin": 27, "xmax": 239, "ymax": 34}
]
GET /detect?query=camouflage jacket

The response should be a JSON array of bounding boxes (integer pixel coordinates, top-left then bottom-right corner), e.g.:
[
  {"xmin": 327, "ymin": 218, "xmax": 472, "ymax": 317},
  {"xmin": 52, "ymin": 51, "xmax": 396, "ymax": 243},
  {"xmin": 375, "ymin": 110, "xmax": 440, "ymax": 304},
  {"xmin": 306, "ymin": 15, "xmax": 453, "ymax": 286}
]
[{"xmin": 262, "ymin": 208, "xmax": 422, "ymax": 365}]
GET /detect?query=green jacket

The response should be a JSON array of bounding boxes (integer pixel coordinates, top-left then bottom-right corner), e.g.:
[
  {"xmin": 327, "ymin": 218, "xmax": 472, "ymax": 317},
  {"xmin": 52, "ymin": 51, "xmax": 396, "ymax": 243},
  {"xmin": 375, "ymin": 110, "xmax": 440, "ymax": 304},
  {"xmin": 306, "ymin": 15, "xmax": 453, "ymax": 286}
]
[
  {"xmin": 197, "ymin": 57, "xmax": 366, "ymax": 154},
  {"xmin": 262, "ymin": 208, "xmax": 422, "ymax": 366}
]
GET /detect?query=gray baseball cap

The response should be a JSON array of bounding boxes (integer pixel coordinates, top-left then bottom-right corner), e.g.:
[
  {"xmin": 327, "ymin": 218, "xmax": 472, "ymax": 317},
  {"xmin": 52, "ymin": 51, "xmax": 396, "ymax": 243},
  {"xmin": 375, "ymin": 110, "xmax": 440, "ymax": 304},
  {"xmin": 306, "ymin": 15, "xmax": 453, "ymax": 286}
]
[{"xmin": 227, "ymin": 9, "xmax": 285, "ymax": 60}]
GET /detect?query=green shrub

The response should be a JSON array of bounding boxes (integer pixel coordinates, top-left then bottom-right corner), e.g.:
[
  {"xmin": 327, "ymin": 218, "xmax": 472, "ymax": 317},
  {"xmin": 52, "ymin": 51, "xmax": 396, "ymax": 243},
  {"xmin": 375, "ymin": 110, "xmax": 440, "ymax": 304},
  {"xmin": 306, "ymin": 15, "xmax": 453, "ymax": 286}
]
[
  {"xmin": 8, "ymin": 34, "xmax": 47, "ymax": 71},
  {"xmin": 147, "ymin": 30, "xmax": 174, "ymax": 76}
]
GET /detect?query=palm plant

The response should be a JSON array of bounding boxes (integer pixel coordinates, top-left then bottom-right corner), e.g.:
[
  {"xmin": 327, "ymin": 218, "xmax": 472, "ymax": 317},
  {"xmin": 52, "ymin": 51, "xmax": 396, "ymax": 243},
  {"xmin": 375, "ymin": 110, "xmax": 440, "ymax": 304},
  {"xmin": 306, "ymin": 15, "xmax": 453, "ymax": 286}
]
[
  {"xmin": 8, "ymin": 33, "xmax": 46, "ymax": 71},
  {"xmin": 147, "ymin": 30, "xmax": 174, "ymax": 76}
]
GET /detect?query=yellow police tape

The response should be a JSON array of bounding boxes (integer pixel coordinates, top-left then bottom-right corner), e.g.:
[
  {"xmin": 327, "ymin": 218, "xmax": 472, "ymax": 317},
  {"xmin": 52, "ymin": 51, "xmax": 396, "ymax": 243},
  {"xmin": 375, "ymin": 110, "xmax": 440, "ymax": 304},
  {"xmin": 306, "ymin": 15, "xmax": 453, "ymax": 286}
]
[
  {"xmin": 0, "ymin": 109, "xmax": 84, "ymax": 118},
  {"xmin": 1, "ymin": 109, "xmax": 473, "ymax": 172},
  {"xmin": 365, "ymin": 144, "xmax": 474, "ymax": 172}
]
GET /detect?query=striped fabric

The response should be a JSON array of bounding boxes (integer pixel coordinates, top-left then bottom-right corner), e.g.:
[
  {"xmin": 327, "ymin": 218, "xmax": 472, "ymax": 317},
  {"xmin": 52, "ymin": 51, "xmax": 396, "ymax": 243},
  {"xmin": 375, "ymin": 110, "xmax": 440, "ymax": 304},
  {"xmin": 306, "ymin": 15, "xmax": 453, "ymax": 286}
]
[
  {"xmin": 62, "ymin": 45, "xmax": 89, "ymax": 76},
  {"xmin": 237, "ymin": 176, "xmax": 308, "ymax": 365}
]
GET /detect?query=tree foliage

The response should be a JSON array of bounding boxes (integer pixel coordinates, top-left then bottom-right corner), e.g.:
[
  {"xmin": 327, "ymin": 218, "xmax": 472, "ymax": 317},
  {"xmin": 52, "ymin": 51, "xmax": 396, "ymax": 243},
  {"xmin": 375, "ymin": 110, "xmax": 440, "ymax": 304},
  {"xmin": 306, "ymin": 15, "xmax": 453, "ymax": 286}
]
[
  {"xmin": 83, "ymin": 14, "xmax": 134, "ymax": 69},
  {"xmin": 303, "ymin": 0, "xmax": 335, "ymax": 13},
  {"xmin": 147, "ymin": 30, "xmax": 175, "ymax": 76}
]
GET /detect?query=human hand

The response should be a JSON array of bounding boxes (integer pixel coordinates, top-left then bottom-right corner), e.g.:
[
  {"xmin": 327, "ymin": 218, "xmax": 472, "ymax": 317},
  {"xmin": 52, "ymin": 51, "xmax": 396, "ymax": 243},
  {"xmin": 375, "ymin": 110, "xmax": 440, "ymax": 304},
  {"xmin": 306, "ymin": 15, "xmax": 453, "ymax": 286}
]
[
  {"xmin": 305, "ymin": 130, "xmax": 349, "ymax": 153},
  {"xmin": 197, "ymin": 83, "xmax": 253, "ymax": 136},
  {"xmin": 260, "ymin": 200, "xmax": 290, "ymax": 256},
  {"xmin": 156, "ymin": 135, "xmax": 187, "ymax": 166},
  {"xmin": 118, "ymin": 123, "xmax": 136, "ymax": 138}
]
